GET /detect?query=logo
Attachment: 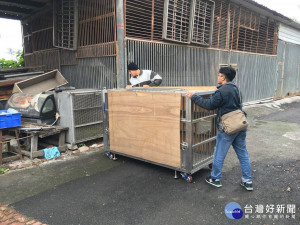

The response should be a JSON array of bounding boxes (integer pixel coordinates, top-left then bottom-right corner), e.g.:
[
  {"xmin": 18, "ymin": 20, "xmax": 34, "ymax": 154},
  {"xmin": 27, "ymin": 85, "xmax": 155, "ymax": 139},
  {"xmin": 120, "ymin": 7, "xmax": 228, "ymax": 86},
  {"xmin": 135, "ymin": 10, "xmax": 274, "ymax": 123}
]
[{"xmin": 225, "ymin": 202, "xmax": 243, "ymax": 219}]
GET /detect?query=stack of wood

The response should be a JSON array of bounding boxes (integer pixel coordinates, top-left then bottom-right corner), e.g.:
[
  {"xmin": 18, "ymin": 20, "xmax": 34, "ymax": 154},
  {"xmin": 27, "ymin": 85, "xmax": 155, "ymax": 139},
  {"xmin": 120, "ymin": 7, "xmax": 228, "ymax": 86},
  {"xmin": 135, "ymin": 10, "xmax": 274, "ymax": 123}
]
[
  {"xmin": 0, "ymin": 79, "xmax": 23, "ymax": 100},
  {"xmin": 0, "ymin": 68, "xmax": 44, "ymax": 107}
]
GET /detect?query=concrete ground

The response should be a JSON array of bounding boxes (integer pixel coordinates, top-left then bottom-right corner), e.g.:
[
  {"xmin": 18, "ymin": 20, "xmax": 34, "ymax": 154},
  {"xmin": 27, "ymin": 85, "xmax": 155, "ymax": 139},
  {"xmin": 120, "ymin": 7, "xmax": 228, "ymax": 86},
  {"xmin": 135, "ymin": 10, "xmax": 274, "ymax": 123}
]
[{"xmin": 0, "ymin": 96, "xmax": 299, "ymax": 225}]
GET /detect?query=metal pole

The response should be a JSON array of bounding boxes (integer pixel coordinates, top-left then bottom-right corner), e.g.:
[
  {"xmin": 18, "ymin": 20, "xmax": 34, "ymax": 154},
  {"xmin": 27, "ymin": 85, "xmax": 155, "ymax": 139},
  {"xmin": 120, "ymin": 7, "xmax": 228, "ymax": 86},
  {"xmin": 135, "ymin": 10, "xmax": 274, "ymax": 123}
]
[
  {"xmin": 184, "ymin": 95, "xmax": 193, "ymax": 173},
  {"xmin": 102, "ymin": 89, "xmax": 109, "ymax": 151},
  {"xmin": 116, "ymin": 0, "xmax": 126, "ymax": 88}
]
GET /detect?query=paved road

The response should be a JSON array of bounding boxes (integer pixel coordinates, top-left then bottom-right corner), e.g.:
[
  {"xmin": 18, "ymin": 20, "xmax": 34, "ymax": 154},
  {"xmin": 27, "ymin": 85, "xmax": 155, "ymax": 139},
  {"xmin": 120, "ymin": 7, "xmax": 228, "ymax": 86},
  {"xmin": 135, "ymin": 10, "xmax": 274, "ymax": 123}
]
[{"xmin": 1, "ymin": 97, "xmax": 299, "ymax": 225}]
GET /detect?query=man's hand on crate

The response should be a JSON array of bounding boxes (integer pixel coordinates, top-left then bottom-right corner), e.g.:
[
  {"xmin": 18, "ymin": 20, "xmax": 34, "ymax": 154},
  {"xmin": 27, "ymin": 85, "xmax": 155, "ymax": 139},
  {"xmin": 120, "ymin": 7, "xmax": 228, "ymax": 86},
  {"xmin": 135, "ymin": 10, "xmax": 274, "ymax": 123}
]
[{"xmin": 186, "ymin": 92, "xmax": 195, "ymax": 99}]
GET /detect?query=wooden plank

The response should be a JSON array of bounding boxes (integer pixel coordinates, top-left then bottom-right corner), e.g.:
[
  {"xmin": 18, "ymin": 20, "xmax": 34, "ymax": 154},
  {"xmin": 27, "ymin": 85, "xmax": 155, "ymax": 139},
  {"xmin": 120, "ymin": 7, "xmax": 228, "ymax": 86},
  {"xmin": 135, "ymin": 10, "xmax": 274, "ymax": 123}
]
[
  {"xmin": 30, "ymin": 135, "xmax": 38, "ymax": 159},
  {"xmin": 108, "ymin": 90, "xmax": 182, "ymax": 168}
]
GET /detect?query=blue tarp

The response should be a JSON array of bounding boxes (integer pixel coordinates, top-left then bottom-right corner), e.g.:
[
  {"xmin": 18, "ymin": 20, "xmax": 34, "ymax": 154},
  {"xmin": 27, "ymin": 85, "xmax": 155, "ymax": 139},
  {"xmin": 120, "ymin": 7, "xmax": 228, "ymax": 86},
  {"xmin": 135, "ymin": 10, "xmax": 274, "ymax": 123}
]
[{"xmin": 43, "ymin": 147, "xmax": 60, "ymax": 160}]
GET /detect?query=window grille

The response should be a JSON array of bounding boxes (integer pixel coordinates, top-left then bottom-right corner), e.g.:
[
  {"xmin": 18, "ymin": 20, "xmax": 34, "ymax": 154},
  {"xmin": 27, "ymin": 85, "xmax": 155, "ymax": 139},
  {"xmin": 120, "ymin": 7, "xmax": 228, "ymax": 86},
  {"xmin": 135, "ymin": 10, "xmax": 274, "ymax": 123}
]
[
  {"xmin": 163, "ymin": 0, "xmax": 191, "ymax": 43},
  {"xmin": 53, "ymin": 0, "xmax": 78, "ymax": 50},
  {"xmin": 191, "ymin": 0, "xmax": 215, "ymax": 45},
  {"xmin": 212, "ymin": 0, "xmax": 278, "ymax": 55},
  {"xmin": 125, "ymin": 0, "xmax": 165, "ymax": 41},
  {"xmin": 211, "ymin": 0, "xmax": 229, "ymax": 49},
  {"xmin": 163, "ymin": 0, "xmax": 214, "ymax": 45}
]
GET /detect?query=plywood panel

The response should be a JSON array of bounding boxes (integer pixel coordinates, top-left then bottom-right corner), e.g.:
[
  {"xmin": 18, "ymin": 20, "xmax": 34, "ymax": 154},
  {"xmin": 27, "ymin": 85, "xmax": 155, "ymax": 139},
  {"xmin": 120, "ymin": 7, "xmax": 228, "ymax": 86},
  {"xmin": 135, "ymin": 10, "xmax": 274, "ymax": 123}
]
[
  {"xmin": 158, "ymin": 86, "xmax": 217, "ymax": 90},
  {"xmin": 108, "ymin": 90, "xmax": 182, "ymax": 168}
]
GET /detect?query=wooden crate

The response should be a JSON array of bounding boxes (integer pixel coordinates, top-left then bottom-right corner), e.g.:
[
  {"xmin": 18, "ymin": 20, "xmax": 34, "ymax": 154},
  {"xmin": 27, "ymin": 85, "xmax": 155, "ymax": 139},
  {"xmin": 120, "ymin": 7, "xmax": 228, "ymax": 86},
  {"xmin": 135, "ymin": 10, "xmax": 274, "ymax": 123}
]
[{"xmin": 107, "ymin": 87, "xmax": 216, "ymax": 168}]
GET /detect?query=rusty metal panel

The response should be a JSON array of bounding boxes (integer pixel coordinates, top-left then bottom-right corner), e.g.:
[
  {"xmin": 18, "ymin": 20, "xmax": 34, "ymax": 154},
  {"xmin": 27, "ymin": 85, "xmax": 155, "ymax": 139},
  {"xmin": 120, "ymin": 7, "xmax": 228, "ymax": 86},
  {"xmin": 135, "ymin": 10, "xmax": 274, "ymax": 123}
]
[
  {"xmin": 78, "ymin": 0, "xmax": 116, "ymax": 47},
  {"xmin": 125, "ymin": 0, "xmax": 164, "ymax": 41},
  {"xmin": 211, "ymin": 0, "xmax": 229, "ymax": 49},
  {"xmin": 61, "ymin": 57, "xmax": 117, "ymax": 89},
  {"xmin": 77, "ymin": 42, "xmax": 116, "ymax": 58},
  {"xmin": 275, "ymin": 40, "xmax": 285, "ymax": 97},
  {"xmin": 24, "ymin": 49, "xmax": 60, "ymax": 71},
  {"xmin": 125, "ymin": 0, "xmax": 278, "ymax": 55},
  {"xmin": 211, "ymin": 1, "xmax": 278, "ymax": 55}
]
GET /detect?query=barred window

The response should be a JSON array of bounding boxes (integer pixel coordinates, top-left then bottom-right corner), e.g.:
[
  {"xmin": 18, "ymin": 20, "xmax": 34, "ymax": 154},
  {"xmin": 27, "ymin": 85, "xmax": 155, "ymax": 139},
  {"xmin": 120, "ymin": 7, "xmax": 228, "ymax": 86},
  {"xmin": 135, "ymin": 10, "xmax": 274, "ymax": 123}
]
[
  {"xmin": 191, "ymin": 0, "xmax": 215, "ymax": 45},
  {"xmin": 163, "ymin": 0, "xmax": 215, "ymax": 45},
  {"xmin": 53, "ymin": 0, "xmax": 78, "ymax": 50},
  {"xmin": 163, "ymin": 0, "xmax": 191, "ymax": 43}
]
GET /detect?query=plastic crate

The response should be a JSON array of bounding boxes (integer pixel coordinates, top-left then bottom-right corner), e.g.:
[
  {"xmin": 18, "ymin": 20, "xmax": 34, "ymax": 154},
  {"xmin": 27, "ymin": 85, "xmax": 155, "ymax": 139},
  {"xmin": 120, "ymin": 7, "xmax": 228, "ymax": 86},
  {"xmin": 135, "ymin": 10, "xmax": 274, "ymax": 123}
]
[{"xmin": 0, "ymin": 110, "xmax": 21, "ymax": 129}]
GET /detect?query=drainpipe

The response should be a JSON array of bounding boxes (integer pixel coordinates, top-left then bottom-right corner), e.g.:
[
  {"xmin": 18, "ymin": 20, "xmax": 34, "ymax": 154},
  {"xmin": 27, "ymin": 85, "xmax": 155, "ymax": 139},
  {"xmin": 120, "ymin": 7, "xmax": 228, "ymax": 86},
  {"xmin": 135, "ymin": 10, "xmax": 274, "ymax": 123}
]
[{"xmin": 116, "ymin": 0, "xmax": 126, "ymax": 88}]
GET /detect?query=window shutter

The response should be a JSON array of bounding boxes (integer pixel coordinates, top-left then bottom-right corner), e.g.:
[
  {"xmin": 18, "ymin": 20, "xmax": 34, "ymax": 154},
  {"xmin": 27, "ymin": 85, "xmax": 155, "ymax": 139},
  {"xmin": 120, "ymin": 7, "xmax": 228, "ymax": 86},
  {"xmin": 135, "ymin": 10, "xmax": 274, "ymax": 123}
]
[{"xmin": 53, "ymin": 0, "xmax": 78, "ymax": 50}]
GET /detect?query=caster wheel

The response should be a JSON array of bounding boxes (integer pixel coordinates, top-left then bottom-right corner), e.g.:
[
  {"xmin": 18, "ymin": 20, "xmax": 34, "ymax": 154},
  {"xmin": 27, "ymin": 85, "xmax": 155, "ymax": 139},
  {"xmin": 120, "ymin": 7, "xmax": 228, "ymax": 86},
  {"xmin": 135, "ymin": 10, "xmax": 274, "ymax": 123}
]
[
  {"xmin": 106, "ymin": 152, "xmax": 115, "ymax": 160},
  {"xmin": 180, "ymin": 173, "xmax": 193, "ymax": 183}
]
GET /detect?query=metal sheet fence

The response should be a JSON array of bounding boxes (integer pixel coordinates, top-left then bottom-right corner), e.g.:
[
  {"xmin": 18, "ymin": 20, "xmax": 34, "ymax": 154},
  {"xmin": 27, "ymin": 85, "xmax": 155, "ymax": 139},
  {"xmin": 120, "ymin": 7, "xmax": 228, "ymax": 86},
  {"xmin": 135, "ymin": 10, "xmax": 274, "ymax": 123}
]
[
  {"xmin": 126, "ymin": 39, "xmax": 279, "ymax": 102},
  {"xmin": 281, "ymin": 41, "xmax": 300, "ymax": 95},
  {"xmin": 61, "ymin": 57, "xmax": 117, "ymax": 89},
  {"xmin": 229, "ymin": 51, "xmax": 277, "ymax": 101}
]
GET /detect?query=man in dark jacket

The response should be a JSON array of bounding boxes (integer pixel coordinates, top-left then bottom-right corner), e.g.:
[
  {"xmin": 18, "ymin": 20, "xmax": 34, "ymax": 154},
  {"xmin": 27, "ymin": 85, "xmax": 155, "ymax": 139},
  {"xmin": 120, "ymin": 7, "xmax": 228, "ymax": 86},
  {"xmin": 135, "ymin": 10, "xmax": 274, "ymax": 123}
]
[{"xmin": 186, "ymin": 67, "xmax": 253, "ymax": 191}]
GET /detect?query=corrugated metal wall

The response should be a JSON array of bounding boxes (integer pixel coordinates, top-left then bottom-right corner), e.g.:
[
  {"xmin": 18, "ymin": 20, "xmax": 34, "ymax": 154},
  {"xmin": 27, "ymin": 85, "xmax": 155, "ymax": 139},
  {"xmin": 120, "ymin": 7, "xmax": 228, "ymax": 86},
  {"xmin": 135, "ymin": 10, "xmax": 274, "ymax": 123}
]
[
  {"xmin": 61, "ymin": 57, "xmax": 117, "ymax": 89},
  {"xmin": 126, "ymin": 39, "xmax": 278, "ymax": 102},
  {"xmin": 59, "ymin": 39, "xmax": 299, "ymax": 103},
  {"xmin": 229, "ymin": 51, "xmax": 277, "ymax": 101},
  {"xmin": 278, "ymin": 40, "xmax": 300, "ymax": 96}
]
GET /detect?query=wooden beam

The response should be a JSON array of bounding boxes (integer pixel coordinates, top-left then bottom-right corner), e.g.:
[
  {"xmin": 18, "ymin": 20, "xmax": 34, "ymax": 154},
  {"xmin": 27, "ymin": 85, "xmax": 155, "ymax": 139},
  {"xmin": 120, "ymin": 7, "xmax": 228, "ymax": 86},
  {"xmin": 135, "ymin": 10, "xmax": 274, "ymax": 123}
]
[
  {"xmin": 0, "ymin": 9, "xmax": 28, "ymax": 18},
  {"xmin": 0, "ymin": 11, "xmax": 22, "ymax": 20},
  {"xmin": 0, "ymin": 5, "xmax": 32, "ymax": 14}
]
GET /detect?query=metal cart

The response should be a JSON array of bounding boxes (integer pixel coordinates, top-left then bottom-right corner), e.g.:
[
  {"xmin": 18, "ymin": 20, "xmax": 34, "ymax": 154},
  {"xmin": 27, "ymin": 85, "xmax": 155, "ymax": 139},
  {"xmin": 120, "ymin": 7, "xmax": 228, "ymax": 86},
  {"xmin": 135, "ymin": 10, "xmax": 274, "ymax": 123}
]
[{"xmin": 102, "ymin": 88, "xmax": 217, "ymax": 182}]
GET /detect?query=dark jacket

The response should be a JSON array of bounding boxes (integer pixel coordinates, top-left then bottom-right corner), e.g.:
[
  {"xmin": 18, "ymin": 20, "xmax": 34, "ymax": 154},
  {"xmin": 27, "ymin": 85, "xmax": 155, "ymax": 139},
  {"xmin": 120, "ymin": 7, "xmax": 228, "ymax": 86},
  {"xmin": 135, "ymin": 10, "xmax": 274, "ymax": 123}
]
[{"xmin": 191, "ymin": 82, "xmax": 242, "ymax": 116}]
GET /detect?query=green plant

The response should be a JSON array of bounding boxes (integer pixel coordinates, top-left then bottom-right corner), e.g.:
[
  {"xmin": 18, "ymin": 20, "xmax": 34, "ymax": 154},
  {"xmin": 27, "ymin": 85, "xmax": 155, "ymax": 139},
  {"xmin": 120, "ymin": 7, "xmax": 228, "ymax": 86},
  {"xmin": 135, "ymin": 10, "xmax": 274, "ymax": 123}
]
[
  {"xmin": 0, "ymin": 168, "xmax": 9, "ymax": 174},
  {"xmin": 0, "ymin": 49, "xmax": 24, "ymax": 68},
  {"xmin": 77, "ymin": 143, "xmax": 86, "ymax": 147}
]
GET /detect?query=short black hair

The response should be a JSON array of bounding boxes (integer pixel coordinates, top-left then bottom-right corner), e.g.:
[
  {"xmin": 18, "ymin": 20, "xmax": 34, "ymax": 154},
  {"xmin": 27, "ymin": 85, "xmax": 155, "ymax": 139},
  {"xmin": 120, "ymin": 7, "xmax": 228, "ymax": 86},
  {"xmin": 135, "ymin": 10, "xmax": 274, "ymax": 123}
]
[
  {"xmin": 127, "ymin": 62, "xmax": 139, "ymax": 71},
  {"xmin": 219, "ymin": 67, "xmax": 236, "ymax": 81}
]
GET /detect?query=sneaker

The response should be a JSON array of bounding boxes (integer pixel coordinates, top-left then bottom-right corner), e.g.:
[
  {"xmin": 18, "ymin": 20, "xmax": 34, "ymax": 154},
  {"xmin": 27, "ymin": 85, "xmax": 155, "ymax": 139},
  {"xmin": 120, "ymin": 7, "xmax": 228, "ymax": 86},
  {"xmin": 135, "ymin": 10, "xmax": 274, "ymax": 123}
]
[
  {"xmin": 240, "ymin": 181, "xmax": 253, "ymax": 191},
  {"xmin": 205, "ymin": 176, "xmax": 222, "ymax": 188}
]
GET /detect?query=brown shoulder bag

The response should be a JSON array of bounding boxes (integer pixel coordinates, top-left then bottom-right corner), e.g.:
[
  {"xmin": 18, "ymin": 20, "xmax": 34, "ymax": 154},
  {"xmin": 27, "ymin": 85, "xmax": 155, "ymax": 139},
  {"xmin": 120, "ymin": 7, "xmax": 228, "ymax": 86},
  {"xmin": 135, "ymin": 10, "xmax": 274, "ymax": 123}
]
[{"xmin": 221, "ymin": 86, "xmax": 248, "ymax": 135}]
